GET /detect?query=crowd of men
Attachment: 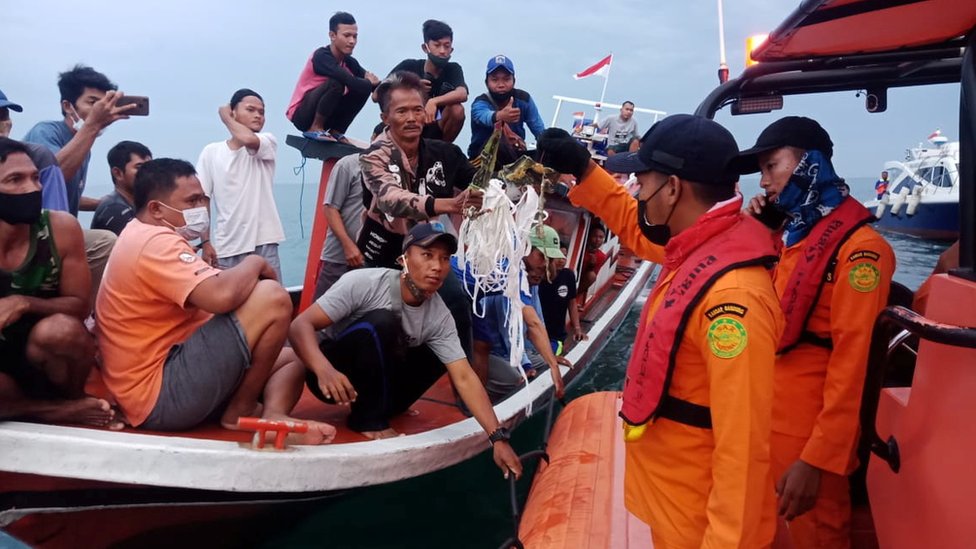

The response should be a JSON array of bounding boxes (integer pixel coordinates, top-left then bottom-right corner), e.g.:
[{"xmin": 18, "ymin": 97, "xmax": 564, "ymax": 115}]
[{"xmin": 0, "ymin": 8, "xmax": 909, "ymax": 548}]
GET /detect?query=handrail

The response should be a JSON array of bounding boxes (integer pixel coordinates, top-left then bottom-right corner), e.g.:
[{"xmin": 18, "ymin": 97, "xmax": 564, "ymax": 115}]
[{"xmin": 860, "ymin": 306, "xmax": 976, "ymax": 473}]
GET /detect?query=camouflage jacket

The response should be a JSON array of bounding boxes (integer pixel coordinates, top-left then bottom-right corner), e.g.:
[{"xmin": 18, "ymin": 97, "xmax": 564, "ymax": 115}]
[{"xmin": 360, "ymin": 130, "xmax": 476, "ymax": 235}]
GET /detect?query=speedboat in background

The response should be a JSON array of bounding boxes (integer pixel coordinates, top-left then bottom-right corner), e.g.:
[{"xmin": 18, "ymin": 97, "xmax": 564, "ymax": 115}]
[{"xmin": 868, "ymin": 130, "xmax": 959, "ymax": 240}]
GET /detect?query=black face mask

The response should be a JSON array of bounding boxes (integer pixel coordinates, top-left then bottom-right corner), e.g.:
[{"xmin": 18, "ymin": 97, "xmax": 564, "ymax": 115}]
[
  {"xmin": 488, "ymin": 90, "xmax": 513, "ymax": 106},
  {"xmin": 636, "ymin": 181, "xmax": 676, "ymax": 246},
  {"xmin": 0, "ymin": 190, "xmax": 42, "ymax": 225},
  {"xmin": 426, "ymin": 51, "xmax": 451, "ymax": 69}
]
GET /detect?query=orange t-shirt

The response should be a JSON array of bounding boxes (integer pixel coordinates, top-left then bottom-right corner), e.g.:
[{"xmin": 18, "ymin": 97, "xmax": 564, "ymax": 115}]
[{"xmin": 95, "ymin": 219, "xmax": 220, "ymax": 426}]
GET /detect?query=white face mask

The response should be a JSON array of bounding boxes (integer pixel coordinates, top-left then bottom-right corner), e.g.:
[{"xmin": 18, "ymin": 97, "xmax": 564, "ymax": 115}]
[{"xmin": 160, "ymin": 202, "xmax": 210, "ymax": 241}]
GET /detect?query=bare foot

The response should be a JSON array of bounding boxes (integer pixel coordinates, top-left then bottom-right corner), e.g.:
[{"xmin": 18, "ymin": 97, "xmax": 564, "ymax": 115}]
[
  {"xmin": 361, "ymin": 427, "xmax": 401, "ymax": 440},
  {"xmin": 34, "ymin": 397, "xmax": 123, "ymax": 429},
  {"xmin": 402, "ymin": 408, "xmax": 420, "ymax": 417}
]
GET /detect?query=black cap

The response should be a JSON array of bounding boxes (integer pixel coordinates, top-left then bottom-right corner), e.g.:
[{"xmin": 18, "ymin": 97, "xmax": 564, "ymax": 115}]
[
  {"xmin": 604, "ymin": 114, "xmax": 739, "ymax": 186},
  {"xmin": 731, "ymin": 116, "xmax": 833, "ymax": 174},
  {"xmin": 402, "ymin": 223, "xmax": 458, "ymax": 254}
]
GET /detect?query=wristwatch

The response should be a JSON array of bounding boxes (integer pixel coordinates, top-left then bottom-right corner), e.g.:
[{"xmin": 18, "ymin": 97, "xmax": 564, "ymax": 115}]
[{"xmin": 488, "ymin": 426, "xmax": 511, "ymax": 445}]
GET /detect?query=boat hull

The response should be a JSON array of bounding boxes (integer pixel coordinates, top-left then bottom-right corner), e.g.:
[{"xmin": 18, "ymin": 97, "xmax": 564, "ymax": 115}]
[{"xmin": 869, "ymin": 199, "xmax": 958, "ymax": 240}]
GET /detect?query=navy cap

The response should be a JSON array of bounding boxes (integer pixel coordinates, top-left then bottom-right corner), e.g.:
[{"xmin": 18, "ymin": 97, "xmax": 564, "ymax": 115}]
[
  {"xmin": 731, "ymin": 116, "xmax": 833, "ymax": 174},
  {"xmin": 604, "ymin": 114, "xmax": 740, "ymax": 186},
  {"xmin": 0, "ymin": 89, "xmax": 23, "ymax": 112},
  {"xmin": 402, "ymin": 222, "xmax": 458, "ymax": 254},
  {"xmin": 486, "ymin": 54, "xmax": 515, "ymax": 76}
]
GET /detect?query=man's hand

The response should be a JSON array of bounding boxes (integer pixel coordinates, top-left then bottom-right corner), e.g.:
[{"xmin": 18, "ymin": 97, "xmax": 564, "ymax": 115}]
[
  {"xmin": 424, "ymin": 100, "xmax": 438, "ymax": 125},
  {"xmin": 257, "ymin": 257, "xmax": 278, "ymax": 281},
  {"xmin": 492, "ymin": 440, "xmax": 522, "ymax": 480},
  {"xmin": 200, "ymin": 242, "xmax": 217, "ymax": 267},
  {"xmin": 776, "ymin": 459, "xmax": 822, "ymax": 520},
  {"xmin": 536, "ymin": 128, "xmax": 594, "ymax": 180},
  {"xmin": 572, "ymin": 326, "xmax": 587, "ymax": 342},
  {"xmin": 745, "ymin": 193, "xmax": 768, "ymax": 217},
  {"xmin": 317, "ymin": 362, "xmax": 358, "ymax": 405},
  {"xmin": 84, "ymin": 90, "xmax": 136, "ymax": 131},
  {"xmin": 420, "ymin": 79, "xmax": 433, "ymax": 95},
  {"xmin": 0, "ymin": 295, "xmax": 29, "ymax": 330},
  {"xmin": 495, "ymin": 98, "xmax": 521, "ymax": 124},
  {"xmin": 435, "ymin": 188, "xmax": 484, "ymax": 215},
  {"xmin": 549, "ymin": 358, "xmax": 569, "ymax": 399},
  {"xmin": 343, "ymin": 242, "xmax": 365, "ymax": 268},
  {"xmin": 218, "ymin": 105, "xmax": 234, "ymax": 124},
  {"xmin": 365, "ymin": 71, "xmax": 380, "ymax": 86}
]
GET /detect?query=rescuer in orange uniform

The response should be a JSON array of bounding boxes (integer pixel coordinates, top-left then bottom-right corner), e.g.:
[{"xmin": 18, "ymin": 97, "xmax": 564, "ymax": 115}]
[
  {"xmin": 538, "ymin": 115, "xmax": 784, "ymax": 548},
  {"xmin": 735, "ymin": 117, "xmax": 896, "ymax": 548}
]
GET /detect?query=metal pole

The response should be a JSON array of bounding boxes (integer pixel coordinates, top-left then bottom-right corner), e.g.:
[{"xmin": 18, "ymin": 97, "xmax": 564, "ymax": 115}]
[
  {"xmin": 717, "ymin": 0, "xmax": 730, "ymax": 83},
  {"xmin": 954, "ymin": 30, "xmax": 975, "ymax": 279},
  {"xmin": 595, "ymin": 54, "xmax": 612, "ymax": 126}
]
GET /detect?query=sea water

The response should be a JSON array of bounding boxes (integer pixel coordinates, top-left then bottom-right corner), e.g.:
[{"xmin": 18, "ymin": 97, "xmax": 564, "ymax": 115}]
[{"xmin": 80, "ymin": 175, "xmax": 947, "ymax": 548}]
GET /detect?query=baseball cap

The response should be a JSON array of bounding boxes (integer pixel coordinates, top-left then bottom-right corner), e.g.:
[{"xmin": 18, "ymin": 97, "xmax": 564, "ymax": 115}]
[
  {"xmin": 0, "ymin": 89, "xmax": 23, "ymax": 112},
  {"xmin": 529, "ymin": 225, "xmax": 565, "ymax": 259},
  {"xmin": 604, "ymin": 114, "xmax": 739, "ymax": 186},
  {"xmin": 486, "ymin": 55, "xmax": 515, "ymax": 76},
  {"xmin": 731, "ymin": 116, "xmax": 833, "ymax": 174},
  {"xmin": 402, "ymin": 223, "xmax": 458, "ymax": 254}
]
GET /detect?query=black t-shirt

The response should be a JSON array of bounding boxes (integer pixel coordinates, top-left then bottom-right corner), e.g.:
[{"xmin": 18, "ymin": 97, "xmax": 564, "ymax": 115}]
[
  {"xmin": 389, "ymin": 59, "xmax": 467, "ymax": 99},
  {"xmin": 91, "ymin": 190, "xmax": 135, "ymax": 236},
  {"xmin": 538, "ymin": 268, "xmax": 578, "ymax": 341}
]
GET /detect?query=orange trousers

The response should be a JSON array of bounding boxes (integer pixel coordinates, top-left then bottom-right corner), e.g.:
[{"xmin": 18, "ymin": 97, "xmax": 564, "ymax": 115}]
[{"xmin": 770, "ymin": 431, "xmax": 851, "ymax": 549}]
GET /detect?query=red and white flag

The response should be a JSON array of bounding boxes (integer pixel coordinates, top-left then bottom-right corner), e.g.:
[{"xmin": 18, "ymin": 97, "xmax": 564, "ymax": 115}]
[
  {"xmin": 574, "ymin": 54, "xmax": 612, "ymax": 80},
  {"xmin": 928, "ymin": 129, "xmax": 941, "ymax": 140}
]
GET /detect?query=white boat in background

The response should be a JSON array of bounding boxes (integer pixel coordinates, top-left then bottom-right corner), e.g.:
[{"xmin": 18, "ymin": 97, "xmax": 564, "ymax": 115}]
[{"xmin": 868, "ymin": 130, "xmax": 959, "ymax": 240}]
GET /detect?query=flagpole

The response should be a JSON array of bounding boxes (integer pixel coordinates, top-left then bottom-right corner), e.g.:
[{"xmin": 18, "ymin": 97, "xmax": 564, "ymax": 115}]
[{"xmin": 595, "ymin": 53, "xmax": 612, "ymax": 125}]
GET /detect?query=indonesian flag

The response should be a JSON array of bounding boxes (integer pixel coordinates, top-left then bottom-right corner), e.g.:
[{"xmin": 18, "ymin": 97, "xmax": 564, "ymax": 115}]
[
  {"xmin": 574, "ymin": 54, "xmax": 612, "ymax": 80},
  {"xmin": 928, "ymin": 129, "xmax": 941, "ymax": 140}
]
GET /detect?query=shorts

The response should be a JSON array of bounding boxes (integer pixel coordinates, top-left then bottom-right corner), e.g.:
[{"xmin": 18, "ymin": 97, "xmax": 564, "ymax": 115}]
[
  {"xmin": 313, "ymin": 260, "xmax": 350, "ymax": 301},
  {"xmin": 141, "ymin": 313, "xmax": 251, "ymax": 431},
  {"xmin": 218, "ymin": 244, "xmax": 283, "ymax": 282}
]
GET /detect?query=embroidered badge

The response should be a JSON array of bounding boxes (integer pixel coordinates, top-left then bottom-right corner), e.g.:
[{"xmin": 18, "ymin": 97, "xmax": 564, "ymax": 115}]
[
  {"xmin": 849, "ymin": 262, "xmax": 881, "ymax": 292},
  {"xmin": 178, "ymin": 252, "xmax": 196, "ymax": 264},
  {"xmin": 704, "ymin": 302, "xmax": 748, "ymax": 320},
  {"xmin": 557, "ymin": 285, "xmax": 569, "ymax": 298},
  {"xmin": 848, "ymin": 250, "xmax": 881, "ymax": 262},
  {"xmin": 707, "ymin": 317, "xmax": 748, "ymax": 359}
]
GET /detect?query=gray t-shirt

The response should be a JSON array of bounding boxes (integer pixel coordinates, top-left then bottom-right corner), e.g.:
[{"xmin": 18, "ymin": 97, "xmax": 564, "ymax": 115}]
[
  {"xmin": 320, "ymin": 154, "xmax": 365, "ymax": 263},
  {"xmin": 315, "ymin": 268, "xmax": 465, "ymax": 364},
  {"xmin": 599, "ymin": 116, "xmax": 640, "ymax": 147}
]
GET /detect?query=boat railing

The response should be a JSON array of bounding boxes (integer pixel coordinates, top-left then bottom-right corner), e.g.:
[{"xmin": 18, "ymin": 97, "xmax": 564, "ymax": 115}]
[{"xmin": 859, "ymin": 306, "xmax": 976, "ymax": 473}]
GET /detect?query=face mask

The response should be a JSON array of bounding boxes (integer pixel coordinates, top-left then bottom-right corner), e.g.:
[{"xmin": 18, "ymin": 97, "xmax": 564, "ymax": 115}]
[
  {"xmin": 488, "ymin": 90, "xmax": 513, "ymax": 106},
  {"xmin": 0, "ymin": 190, "xmax": 42, "ymax": 225},
  {"xmin": 159, "ymin": 202, "xmax": 209, "ymax": 241},
  {"xmin": 426, "ymin": 51, "xmax": 451, "ymax": 69},
  {"xmin": 399, "ymin": 253, "xmax": 431, "ymax": 301},
  {"xmin": 636, "ymin": 181, "xmax": 676, "ymax": 246}
]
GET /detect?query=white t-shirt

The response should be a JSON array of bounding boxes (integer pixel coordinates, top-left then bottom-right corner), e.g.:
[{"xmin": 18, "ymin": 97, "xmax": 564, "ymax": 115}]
[{"xmin": 196, "ymin": 133, "xmax": 285, "ymax": 258}]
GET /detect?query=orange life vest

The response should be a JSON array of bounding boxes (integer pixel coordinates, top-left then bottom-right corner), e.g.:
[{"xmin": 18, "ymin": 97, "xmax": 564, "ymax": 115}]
[
  {"xmin": 777, "ymin": 197, "xmax": 875, "ymax": 353},
  {"xmin": 620, "ymin": 202, "xmax": 778, "ymax": 428}
]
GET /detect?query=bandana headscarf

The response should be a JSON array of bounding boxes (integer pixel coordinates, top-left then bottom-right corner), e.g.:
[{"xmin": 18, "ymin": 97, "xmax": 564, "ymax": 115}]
[{"xmin": 773, "ymin": 149, "xmax": 850, "ymax": 246}]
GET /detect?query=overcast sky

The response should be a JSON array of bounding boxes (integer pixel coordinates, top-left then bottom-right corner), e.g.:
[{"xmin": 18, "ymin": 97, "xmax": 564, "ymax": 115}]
[{"xmin": 1, "ymin": 0, "xmax": 959, "ymax": 194}]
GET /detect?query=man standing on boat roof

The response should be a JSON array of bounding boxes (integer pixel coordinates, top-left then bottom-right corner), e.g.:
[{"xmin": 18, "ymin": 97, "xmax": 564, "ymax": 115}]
[
  {"xmin": 0, "ymin": 137, "xmax": 120, "ymax": 429},
  {"xmin": 289, "ymin": 224, "xmax": 524, "ymax": 479},
  {"xmin": 468, "ymin": 55, "xmax": 546, "ymax": 168},
  {"xmin": 91, "ymin": 140, "xmax": 152, "ymax": 236},
  {"xmin": 22, "ymin": 65, "xmax": 137, "ymax": 304},
  {"xmin": 95, "ymin": 158, "xmax": 336, "ymax": 444},
  {"xmin": 537, "ymin": 115, "xmax": 784, "ymax": 548},
  {"xmin": 736, "ymin": 116, "xmax": 895, "ymax": 548},
  {"xmin": 286, "ymin": 11, "xmax": 379, "ymax": 143},
  {"xmin": 196, "ymin": 89, "xmax": 285, "ymax": 281},
  {"xmin": 380, "ymin": 19, "xmax": 467, "ymax": 144}
]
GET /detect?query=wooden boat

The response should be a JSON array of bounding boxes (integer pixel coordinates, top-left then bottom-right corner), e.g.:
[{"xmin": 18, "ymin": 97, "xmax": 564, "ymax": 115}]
[
  {"xmin": 0, "ymin": 138, "xmax": 658, "ymax": 547},
  {"xmin": 515, "ymin": 1, "xmax": 976, "ymax": 547}
]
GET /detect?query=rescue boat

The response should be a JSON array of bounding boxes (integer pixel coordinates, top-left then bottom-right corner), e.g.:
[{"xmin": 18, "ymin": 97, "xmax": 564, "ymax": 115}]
[
  {"xmin": 0, "ymin": 137, "xmax": 660, "ymax": 547},
  {"xmin": 516, "ymin": 1, "xmax": 976, "ymax": 547}
]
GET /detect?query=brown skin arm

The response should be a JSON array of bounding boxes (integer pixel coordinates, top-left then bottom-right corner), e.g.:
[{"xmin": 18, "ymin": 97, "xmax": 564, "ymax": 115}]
[
  {"xmin": 78, "ymin": 196, "xmax": 102, "ymax": 212},
  {"xmin": 219, "ymin": 105, "xmax": 261, "ymax": 152},
  {"xmin": 523, "ymin": 306, "xmax": 566, "ymax": 399},
  {"xmin": 186, "ymin": 255, "xmax": 275, "ymax": 314},
  {"xmin": 323, "ymin": 206, "xmax": 363, "ymax": 268},
  {"xmin": 289, "ymin": 303, "xmax": 358, "ymax": 404},
  {"xmin": 444, "ymin": 358, "xmax": 523, "ymax": 479},
  {"xmin": 568, "ymin": 299, "xmax": 586, "ymax": 341}
]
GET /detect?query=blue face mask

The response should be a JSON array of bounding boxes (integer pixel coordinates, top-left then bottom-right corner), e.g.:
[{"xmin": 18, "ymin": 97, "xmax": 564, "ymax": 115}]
[{"xmin": 770, "ymin": 149, "xmax": 849, "ymax": 246}]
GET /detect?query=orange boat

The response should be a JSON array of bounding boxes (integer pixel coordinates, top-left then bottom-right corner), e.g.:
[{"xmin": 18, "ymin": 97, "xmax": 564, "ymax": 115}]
[{"xmin": 517, "ymin": 1, "xmax": 976, "ymax": 547}]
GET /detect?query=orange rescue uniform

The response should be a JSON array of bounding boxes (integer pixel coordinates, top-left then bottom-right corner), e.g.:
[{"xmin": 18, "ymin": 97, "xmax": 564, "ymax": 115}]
[
  {"xmin": 771, "ymin": 225, "xmax": 895, "ymax": 548},
  {"xmin": 570, "ymin": 168, "xmax": 783, "ymax": 548}
]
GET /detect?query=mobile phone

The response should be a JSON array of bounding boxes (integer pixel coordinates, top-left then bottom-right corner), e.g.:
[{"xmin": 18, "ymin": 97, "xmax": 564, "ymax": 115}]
[
  {"xmin": 755, "ymin": 203, "xmax": 789, "ymax": 230},
  {"xmin": 116, "ymin": 95, "xmax": 150, "ymax": 116}
]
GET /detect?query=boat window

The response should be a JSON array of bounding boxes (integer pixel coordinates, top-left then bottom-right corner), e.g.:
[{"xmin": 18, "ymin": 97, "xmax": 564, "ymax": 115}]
[{"xmin": 931, "ymin": 166, "xmax": 952, "ymax": 188}]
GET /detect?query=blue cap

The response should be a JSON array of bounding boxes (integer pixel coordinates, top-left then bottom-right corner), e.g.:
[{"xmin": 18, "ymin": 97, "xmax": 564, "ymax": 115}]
[
  {"xmin": 402, "ymin": 222, "xmax": 458, "ymax": 254},
  {"xmin": 604, "ymin": 114, "xmax": 739, "ymax": 186},
  {"xmin": 486, "ymin": 55, "xmax": 515, "ymax": 76},
  {"xmin": 0, "ymin": 89, "xmax": 23, "ymax": 112}
]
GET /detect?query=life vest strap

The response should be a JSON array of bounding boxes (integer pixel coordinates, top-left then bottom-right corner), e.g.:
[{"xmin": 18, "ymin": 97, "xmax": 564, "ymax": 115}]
[{"xmin": 658, "ymin": 394, "xmax": 712, "ymax": 429}]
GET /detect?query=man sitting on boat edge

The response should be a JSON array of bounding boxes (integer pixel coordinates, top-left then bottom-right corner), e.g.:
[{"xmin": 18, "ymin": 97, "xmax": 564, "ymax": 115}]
[
  {"xmin": 0, "ymin": 137, "xmax": 119, "ymax": 428},
  {"xmin": 289, "ymin": 224, "xmax": 523, "ymax": 478},
  {"xmin": 95, "ymin": 158, "xmax": 335, "ymax": 444}
]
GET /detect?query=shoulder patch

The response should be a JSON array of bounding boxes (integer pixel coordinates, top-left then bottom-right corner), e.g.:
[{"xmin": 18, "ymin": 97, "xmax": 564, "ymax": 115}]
[
  {"xmin": 707, "ymin": 317, "xmax": 748, "ymax": 359},
  {"xmin": 848, "ymin": 250, "xmax": 881, "ymax": 262},
  {"xmin": 704, "ymin": 302, "xmax": 748, "ymax": 320},
  {"xmin": 178, "ymin": 252, "xmax": 196, "ymax": 264},
  {"xmin": 848, "ymin": 262, "xmax": 881, "ymax": 292}
]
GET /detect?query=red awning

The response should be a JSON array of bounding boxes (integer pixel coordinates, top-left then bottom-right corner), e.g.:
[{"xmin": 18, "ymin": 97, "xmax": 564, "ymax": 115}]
[{"xmin": 753, "ymin": 0, "xmax": 976, "ymax": 62}]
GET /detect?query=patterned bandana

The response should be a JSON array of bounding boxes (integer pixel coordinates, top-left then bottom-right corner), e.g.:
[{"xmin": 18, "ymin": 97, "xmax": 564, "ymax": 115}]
[{"xmin": 773, "ymin": 149, "xmax": 850, "ymax": 246}]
